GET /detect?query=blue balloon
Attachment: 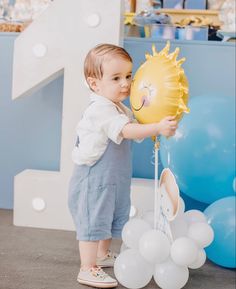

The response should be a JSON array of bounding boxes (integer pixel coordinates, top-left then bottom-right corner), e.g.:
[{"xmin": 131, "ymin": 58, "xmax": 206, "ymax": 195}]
[
  {"xmin": 204, "ymin": 196, "xmax": 236, "ymax": 268},
  {"xmin": 160, "ymin": 95, "xmax": 235, "ymax": 204}
]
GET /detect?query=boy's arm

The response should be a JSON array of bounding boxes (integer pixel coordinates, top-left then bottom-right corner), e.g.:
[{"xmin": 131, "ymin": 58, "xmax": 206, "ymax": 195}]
[
  {"xmin": 121, "ymin": 122, "xmax": 159, "ymax": 139},
  {"xmin": 121, "ymin": 116, "xmax": 177, "ymax": 139}
]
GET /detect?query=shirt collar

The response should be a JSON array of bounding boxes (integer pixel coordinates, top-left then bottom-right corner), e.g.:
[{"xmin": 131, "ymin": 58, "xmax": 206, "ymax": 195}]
[
  {"xmin": 89, "ymin": 92, "xmax": 113, "ymax": 104},
  {"xmin": 89, "ymin": 92, "xmax": 126, "ymax": 114}
]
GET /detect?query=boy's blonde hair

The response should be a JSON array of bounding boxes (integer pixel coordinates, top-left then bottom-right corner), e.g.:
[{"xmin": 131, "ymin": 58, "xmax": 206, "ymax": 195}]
[{"xmin": 84, "ymin": 43, "xmax": 132, "ymax": 81}]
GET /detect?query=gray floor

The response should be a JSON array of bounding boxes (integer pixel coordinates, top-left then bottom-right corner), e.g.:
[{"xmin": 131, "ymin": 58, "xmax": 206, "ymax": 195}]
[{"xmin": 0, "ymin": 209, "xmax": 235, "ymax": 289}]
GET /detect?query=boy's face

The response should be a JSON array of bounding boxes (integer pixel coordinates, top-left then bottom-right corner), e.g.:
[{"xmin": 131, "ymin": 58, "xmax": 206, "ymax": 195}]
[{"xmin": 88, "ymin": 57, "xmax": 133, "ymax": 103}]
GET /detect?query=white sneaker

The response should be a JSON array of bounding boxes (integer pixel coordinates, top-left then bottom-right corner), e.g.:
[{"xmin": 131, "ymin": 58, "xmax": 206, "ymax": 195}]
[
  {"xmin": 77, "ymin": 266, "xmax": 118, "ymax": 288},
  {"xmin": 96, "ymin": 250, "xmax": 118, "ymax": 268}
]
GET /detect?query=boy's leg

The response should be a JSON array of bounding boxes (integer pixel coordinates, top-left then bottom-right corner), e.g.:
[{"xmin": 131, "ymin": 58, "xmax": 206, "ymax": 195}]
[
  {"xmin": 78, "ymin": 240, "xmax": 118, "ymax": 288},
  {"xmin": 96, "ymin": 238, "xmax": 118, "ymax": 268},
  {"xmin": 97, "ymin": 238, "xmax": 112, "ymax": 258},
  {"xmin": 79, "ymin": 240, "xmax": 98, "ymax": 269}
]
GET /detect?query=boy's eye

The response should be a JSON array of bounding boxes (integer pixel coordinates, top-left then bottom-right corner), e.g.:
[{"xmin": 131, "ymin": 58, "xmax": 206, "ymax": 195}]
[
  {"xmin": 113, "ymin": 77, "xmax": 120, "ymax": 81},
  {"xmin": 126, "ymin": 75, "xmax": 132, "ymax": 80}
]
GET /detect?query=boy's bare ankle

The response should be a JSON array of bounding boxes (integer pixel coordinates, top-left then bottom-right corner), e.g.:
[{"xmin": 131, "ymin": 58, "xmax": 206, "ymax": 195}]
[{"xmin": 97, "ymin": 250, "xmax": 108, "ymax": 259}]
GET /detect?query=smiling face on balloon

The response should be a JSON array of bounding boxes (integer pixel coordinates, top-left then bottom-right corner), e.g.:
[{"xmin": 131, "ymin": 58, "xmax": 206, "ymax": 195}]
[
  {"xmin": 132, "ymin": 81, "xmax": 157, "ymax": 111},
  {"xmin": 130, "ymin": 42, "xmax": 190, "ymax": 124}
]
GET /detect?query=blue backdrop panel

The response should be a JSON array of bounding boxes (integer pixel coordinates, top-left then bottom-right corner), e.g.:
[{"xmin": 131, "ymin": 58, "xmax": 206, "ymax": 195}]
[{"xmin": 0, "ymin": 33, "xmax": 63, "ymax": 209}]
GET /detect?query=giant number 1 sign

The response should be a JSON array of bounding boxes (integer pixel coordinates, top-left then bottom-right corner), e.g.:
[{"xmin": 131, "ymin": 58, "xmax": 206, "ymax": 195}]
[{"xmin": 12, "ymin": 0, "xmax": 124, "ymax": 230}]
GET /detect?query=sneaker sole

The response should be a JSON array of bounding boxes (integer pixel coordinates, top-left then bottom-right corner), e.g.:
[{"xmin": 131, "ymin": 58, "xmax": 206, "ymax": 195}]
[
  {"xmin": 77, "ymin": 278, "xmax": 118, "ymax": 288},
  {"xmin": 96, "ymin": 263, "xmax": 114, "ymax": 268}
]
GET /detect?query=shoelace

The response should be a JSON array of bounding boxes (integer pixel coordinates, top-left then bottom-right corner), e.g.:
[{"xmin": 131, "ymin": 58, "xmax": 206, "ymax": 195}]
[
  {"xmin": 91, "ymin": 266, "xmax": 108, "ymax": 280},
  {"xmin": 106, "ymin": 250, "xmax": 117, "ymax": 259}
]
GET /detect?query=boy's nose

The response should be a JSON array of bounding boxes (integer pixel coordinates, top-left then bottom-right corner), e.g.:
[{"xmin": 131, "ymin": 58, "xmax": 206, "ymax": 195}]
[{"xmin": 120, "ymin": 79, "xmax": 129, "ymax": 88}]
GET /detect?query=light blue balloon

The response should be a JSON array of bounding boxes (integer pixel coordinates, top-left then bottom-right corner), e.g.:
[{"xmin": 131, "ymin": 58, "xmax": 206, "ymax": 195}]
[
  {"xmin": 204, "ymin": 196, "xmax": 236, "ymax": 268},
  {"xmin": 160, "ymin": 95, "xmax": 235, "ymax": 204}
]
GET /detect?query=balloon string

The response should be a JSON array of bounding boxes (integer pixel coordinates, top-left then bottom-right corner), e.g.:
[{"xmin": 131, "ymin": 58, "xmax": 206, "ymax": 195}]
[
  {"xmin": 154, "ymin": 137, "xmax": 160, "ymax": 230},
  {"xmin": 150, "ymin": 148, "xmax": 162, "ymax": 166}
]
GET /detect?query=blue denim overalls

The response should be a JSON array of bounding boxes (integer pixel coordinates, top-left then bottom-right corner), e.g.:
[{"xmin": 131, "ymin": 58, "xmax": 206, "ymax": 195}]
[{"xmin": 68, "ymin": 138, "xmax": 132, "ymax": 241}]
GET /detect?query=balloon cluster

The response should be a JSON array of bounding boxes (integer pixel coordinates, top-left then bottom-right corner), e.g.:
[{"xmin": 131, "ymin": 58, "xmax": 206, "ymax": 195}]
[
  {"xmin": 160, "ymin": 95, "xmax": 236, "ymax": 268},
  {"xmin": 114, "ymin": 197, "xmax": 214, "ymax": 289}
]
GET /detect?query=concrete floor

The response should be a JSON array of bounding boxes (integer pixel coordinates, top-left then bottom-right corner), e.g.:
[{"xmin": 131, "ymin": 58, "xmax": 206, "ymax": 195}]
[{"xmin": 0, "ymin": 209, "xmax": 235, "ymax": 289}]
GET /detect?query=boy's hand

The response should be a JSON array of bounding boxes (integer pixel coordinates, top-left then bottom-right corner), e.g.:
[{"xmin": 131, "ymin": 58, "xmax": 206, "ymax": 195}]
[{"xmin": 157, "ymin": 116, "xmax": 178, "ymax": 137}]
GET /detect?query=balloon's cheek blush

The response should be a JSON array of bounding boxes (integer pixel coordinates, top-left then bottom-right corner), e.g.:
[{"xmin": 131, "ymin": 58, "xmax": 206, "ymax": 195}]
[{"xmin": 142, "ymin": 95, "xmax": 150, "ymax": 107}]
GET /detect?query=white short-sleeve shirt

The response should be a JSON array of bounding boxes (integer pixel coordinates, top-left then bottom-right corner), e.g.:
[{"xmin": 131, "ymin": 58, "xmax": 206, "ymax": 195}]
[{"xmin": 72, "ymin": 92, "xmax": 136, "ymax": 166}]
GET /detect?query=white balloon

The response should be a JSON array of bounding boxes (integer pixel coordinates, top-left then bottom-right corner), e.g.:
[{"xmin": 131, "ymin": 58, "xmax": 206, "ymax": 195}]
[
  {"xmin": 139, "ymin": 229, "xmax": 170, "ymax": 264},
  {"xmin": 188, "ymin": 249, "xmax": 206, "ymax": 269},
  {"xmin": 154, "ymin": 258, "xmax": 189, "ymax": 289},
  {"xmin": 171, "ymin": 237, "xmax": 198, "ymax": 266},
  {"xmin": 188, "ymin": 222, "xmax": 214, "ymax": 248},
  {"xmin": 184, "ymin": 210, "xmax": 207, "ymax": 225},
  {"xmin": 120, "ymin": 242, "xmax": 128, "ymax": 253},
  {"xmin": 122, "ymin": 218, "xmax": 151, "ymax": 250},
  {"xmin": 170, "ymin": 215, "xmax": 188, "ymax": 240},
  {"xmin": 142, "ymin": 211, "xmax": 154, "ymax": 228},
  {"xmin": 114, "ymin": 249, "xmax": 153, "ymax": 289}
]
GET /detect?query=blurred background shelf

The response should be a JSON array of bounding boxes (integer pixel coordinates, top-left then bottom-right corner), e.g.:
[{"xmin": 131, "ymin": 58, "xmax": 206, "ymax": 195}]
[
  {"xmin": 158, "ymin": 8, "xmax": 221, "ymax": 27},
  {"xmin": 124, "ymin": 9, "xmax": 221, "ymax": 27}
]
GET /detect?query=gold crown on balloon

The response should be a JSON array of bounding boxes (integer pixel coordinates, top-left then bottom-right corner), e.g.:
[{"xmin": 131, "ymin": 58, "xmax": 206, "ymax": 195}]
[{"xmin": 146, "ymin": 41, "xmax": 190, "ymax": 116}]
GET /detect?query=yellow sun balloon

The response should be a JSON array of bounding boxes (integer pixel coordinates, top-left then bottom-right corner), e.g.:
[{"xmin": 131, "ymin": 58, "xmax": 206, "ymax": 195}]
[{"xmin": 130, "ymin": 41, "xmax": 190, "ymax": 124}]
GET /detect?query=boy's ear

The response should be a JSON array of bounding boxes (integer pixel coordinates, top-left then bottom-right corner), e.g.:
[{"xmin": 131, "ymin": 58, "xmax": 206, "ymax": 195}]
[{"xmin": 87, "ymin": 77, "xmax": 99, "ymax": 92}]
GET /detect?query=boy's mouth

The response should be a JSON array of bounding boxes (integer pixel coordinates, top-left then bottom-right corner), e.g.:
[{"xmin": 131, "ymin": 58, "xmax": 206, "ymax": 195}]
[{"xmin": 120, "ymin": 91, "xmax": 129, "ymax": 96}]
